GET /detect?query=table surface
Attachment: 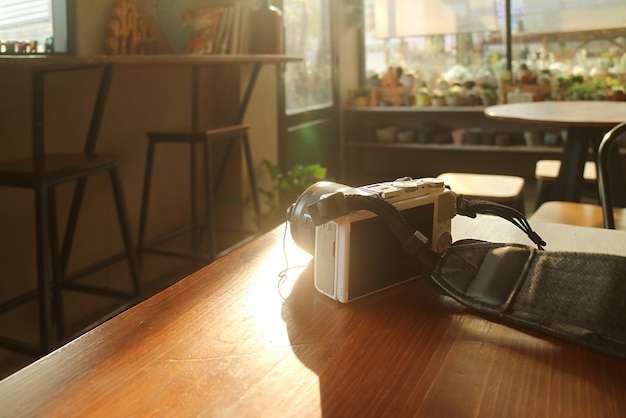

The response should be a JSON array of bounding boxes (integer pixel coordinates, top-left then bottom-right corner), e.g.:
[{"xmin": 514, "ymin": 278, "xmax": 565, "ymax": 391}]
[
  {"xmin": 1, "ymin": 215, "xmax": 625, "ymax": 417},
  {"xmin": 485, "ymin": 101, "xmax": 626, "ymax": 127}
]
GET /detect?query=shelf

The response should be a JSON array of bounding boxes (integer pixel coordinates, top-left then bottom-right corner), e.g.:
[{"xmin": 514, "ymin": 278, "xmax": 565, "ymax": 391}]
[
  {"xmin": 485, "ymin": 28, "xmax": 626, "ymax": 49},
  {"xmin": 345, "ymin": 106, "xmax": 487, "ymax": 114},
  {"xmin": 347, "ymin": 142, "xmax": 564, "ymax": 154},
  {"xmin": 0, "ymin": 54, "xmax": 302, "ymax": 71},
  {"xmin": 341, "ymin": 106, "xmax": 581, "ymax": 183}
]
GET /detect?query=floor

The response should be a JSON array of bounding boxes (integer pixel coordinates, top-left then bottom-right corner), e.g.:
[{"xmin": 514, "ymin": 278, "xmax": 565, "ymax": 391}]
[{"xmin": 0, "ymin": 177, "xmax": 600, "ymax": 380}]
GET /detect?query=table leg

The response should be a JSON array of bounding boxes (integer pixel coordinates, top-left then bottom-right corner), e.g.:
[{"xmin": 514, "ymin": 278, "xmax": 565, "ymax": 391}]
[{"xmin": 551, "ymin": 127, "xmax": 594, "ymax": 202}]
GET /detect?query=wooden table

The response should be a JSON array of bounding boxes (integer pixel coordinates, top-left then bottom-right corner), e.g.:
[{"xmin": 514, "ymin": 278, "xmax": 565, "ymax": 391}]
[
  {"xmin": 485, "ymin": 101, "xmax": 626, "ymax": 204},
  {"xmin": 0, "ymin": 215, "xmax": 625, "ymax": 417}
]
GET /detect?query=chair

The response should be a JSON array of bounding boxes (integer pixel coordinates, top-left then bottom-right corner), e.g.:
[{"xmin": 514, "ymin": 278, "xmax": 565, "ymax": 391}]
[
  {"xmin": 0, "ymin": 67, "xmax": 141, "ymax": 356},
  {"xmin": 530, "ymin": 122, "xmax": 626, "ymax": 230},
  {"xmin": 137, "ymin": 124, "xmax": 261, "ymax": 264},
  {"xmin": 437, "ymin": 172, "xmax": 526, "ymax": 214},
  {"xmin": 0, "ymin": 154, "xmax": 141, "ymax": 356},
  {"xmin": 534, "ymin": 159, "xmax": 597, "ymax": 210}
]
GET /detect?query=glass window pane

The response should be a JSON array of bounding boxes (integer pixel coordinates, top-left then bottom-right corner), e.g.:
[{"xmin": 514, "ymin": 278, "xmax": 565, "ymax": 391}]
[
  {"xmin": 363, "ymin": 0, "xmax": 626, "ymax": 104},
  {"xmin": 508, "ymin": 0, "xmax": 626, "ymax": 101},
  {"xmin": 283, "ymin": 0, "xmax": 333, "ymax": 114},
  {"xmin": 364, "ymin": 0, "xmax": 505, "ymax": 98},
  {"xmin": 0, "ymin": 0, "xmax": 70, "ymax": 54},
  {"xmin": 0, "ymin": 0, "xmax": 52, "ymax": 51}
]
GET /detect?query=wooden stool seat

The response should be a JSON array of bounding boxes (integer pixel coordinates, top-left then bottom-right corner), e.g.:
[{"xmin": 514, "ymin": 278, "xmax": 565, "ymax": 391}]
[
  {"xmin": 0, "ymin": 153, "xmax": 119, "ymax": 185},
  {"xmin": 0, "ymin": 152, "xmax": 141, "ymax": 356},
  {"xmin": 437, "ymin": 172, "xmax": 526, "ymax": 213},
  {"xmin": 535, "ymin": 160, "xmax": 597, "ymax": 182},
  {"xmin": 530, "ymin": 201, "xmax": 626, "ymax": 230},
  {"xmin": 137, "ymin": 124, "xmax": 261, "ymax": 264}
]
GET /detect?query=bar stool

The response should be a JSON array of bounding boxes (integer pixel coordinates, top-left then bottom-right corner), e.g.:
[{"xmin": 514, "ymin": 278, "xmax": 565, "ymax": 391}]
[
  {"xmin": 137, "ymin": 124, "xmax": 261, "ymax": 264},
  {"xmin": 534, "ymin": 160, "xmax": 597, "ymax": 210},
  {"xmin": 0, "ymin": 153, "xmax": 141, "ymax": 356},
  {"xmin": 437, "ymin": 172, "xmax": 526, "ymax": 214}
]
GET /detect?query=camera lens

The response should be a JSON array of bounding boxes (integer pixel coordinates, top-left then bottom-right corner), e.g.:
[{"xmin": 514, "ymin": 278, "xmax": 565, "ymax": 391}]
[{"xmin": 288, "ymin": 181, "xmax": 349, "ymax": 254}]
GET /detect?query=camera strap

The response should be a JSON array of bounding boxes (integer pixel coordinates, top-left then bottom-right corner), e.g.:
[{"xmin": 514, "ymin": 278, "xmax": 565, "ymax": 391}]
[
  {"xmin": 455, "ymin": 196, "xmax": 546, "ymax": 249},
  {"xmin": 431, "ymin": 239, "xmax": 626, "ymax": 359}
]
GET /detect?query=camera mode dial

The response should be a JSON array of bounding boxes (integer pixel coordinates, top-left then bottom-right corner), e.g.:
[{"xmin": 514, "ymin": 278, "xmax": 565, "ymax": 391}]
[{"xmin": 391, "ymin": 177, "xmax": 444, "ymax": 190}]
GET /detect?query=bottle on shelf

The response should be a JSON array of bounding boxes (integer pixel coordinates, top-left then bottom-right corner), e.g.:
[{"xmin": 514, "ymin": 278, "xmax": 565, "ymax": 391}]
[{"xmin": 249, "ymin": 0, "xmax": 284, "ymax": 54}]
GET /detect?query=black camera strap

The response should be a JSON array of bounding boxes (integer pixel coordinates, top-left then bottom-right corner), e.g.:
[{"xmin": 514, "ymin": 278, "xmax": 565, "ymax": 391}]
[
  {"xmin": 455, "ymin": 196, "xmax": 546, "ymax": 249},
  {"xmin": 431, "ymin": 239, "xmax": 626, "ymax": 359}
]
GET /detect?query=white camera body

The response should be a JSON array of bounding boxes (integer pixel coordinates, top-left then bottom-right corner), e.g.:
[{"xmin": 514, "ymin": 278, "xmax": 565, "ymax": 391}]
[{"xmin": 313, "ymin": 177, "xmax": 456, "ymax": 303}]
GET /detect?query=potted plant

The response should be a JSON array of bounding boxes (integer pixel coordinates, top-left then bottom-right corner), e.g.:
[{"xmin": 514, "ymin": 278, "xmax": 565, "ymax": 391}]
[
  {"xmin": 351, "ymin": 85, "xmax": 370, "ymax": 107},
  {"xmin": 566, "ymin": 82, "xmax": 597, "ymax": 101},
  {"xmin": 445, "ymin": 85, "xmax": 467, "ymax": 106},
  {"xmin": 258, "ymin": 159, "xmax": 327, "ymax": 228},
  {"xmin": 608, "ymin": 85, "xmax": 626, "ymax": 101},
  {"xmin": 480, "ymin": 87, "xmax": 498, "ymax": 105},
  {"xmin": 431, "ymin": 89, "xmax": 446, "ymax": 107},
  {"xmin": 416, "ymin": 87, "xmax": 431, "ymax": 107}
]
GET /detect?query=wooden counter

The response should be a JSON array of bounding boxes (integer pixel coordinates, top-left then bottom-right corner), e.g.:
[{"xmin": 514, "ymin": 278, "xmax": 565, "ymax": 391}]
[
  {"xmin": 0, "ymin": 53, "xmax": 301, "ymax": 69},
  {"xmin": 0, "ymin": 215, "xmax": 625, "ymax": 417}
]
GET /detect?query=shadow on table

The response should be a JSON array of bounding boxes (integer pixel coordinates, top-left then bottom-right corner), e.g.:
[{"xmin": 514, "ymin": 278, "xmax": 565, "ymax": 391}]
[{"xmin": 281, "ymin": 261, "xmax": 626, "ymax": 416}]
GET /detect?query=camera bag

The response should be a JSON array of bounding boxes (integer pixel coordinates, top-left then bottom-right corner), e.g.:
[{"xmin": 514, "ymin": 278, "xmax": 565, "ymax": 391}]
[{"xmin": 431, "ymin": 239, "xmax": 626, "ymax": 359}]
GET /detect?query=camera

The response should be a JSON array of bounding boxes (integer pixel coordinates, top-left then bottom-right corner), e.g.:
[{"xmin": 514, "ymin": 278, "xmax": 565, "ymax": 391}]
[{"xmin": 288, "ymin": 177, "xmax": 456, "ymax": 302}]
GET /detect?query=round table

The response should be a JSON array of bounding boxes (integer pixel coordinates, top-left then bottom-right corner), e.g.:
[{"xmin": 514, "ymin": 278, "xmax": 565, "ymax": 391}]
[{"xmin": 485, "ymin": 101, "xmax": 626, "ymax": 204}]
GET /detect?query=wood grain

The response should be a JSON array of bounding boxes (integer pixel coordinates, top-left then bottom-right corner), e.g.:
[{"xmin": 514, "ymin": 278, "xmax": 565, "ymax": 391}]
[{"xmin": 0, "ymin": 216, "xmax": 625, "ymax": 417}]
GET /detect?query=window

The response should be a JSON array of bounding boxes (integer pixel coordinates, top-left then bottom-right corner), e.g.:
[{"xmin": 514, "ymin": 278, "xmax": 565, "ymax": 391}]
[
  {"xmin": 363, "ymin": 0, "xmax": 626, "ymax": 99},
  {"xmin": 0, "ymin": 0, "xmax": 73, "ymax": 54},
  {"xmin": 283, "ymin": 0, "xmax": 333, "ymax": 113}
]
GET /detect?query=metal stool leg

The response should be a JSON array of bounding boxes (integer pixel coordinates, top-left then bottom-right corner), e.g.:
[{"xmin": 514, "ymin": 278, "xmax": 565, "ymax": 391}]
[
  {"xmin": 34, "ymin": 185, "xmax": 53, "ymax": 354},
  {"xmin": 203, "ymin": 140, "xmax": 217, "ymax": 259},
  {"xmin": 137, "ymin": 139, "xmax": 157, "ymax": 264},
  {"xmin": 241, "ymin": 131, "xmax": 261, "ymax": 229},
  {"xmin": 109, "ymin": 164, "xmax": 141, "ymax": 296},
  {"xmin": 535, "ymin": 180, "xmax": 553, "ymax": 210},
  {"xmin": 190, "ymin": 141, "xmax": 200, "ymax": 260},
  {"xmin": 47, "ymin": 187, "xmax": 66, "ymax": 340}
]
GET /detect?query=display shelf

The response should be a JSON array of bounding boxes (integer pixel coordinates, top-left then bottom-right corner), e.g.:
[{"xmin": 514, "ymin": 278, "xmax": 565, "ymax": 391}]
[
  {"xmin": 347, "ymin": 141, "xmax": 564, "ymax": 154},
  {"xmin": 484, "ymin": 28, "xmax": 626, "ymax": 49},
  {"xmin": 342, "ymin": 107, "xmax": 573, "ymax": 183}
]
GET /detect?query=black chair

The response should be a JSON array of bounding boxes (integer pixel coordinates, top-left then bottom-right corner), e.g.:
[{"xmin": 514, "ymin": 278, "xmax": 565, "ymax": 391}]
[
  {"xmin": 597, "ymin": 121, "xmax": 626, "ymax": 229},
  {"xmin": 531, "ymin": 122, "xmax": 626, "ymax": 230},
  {"xmin": 0, "ymin": 67, "xmax": 141, "ymax": 356},
  {"xmin": 137, "ymin": 124, "xmax": 262, "ymax": 264}
]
